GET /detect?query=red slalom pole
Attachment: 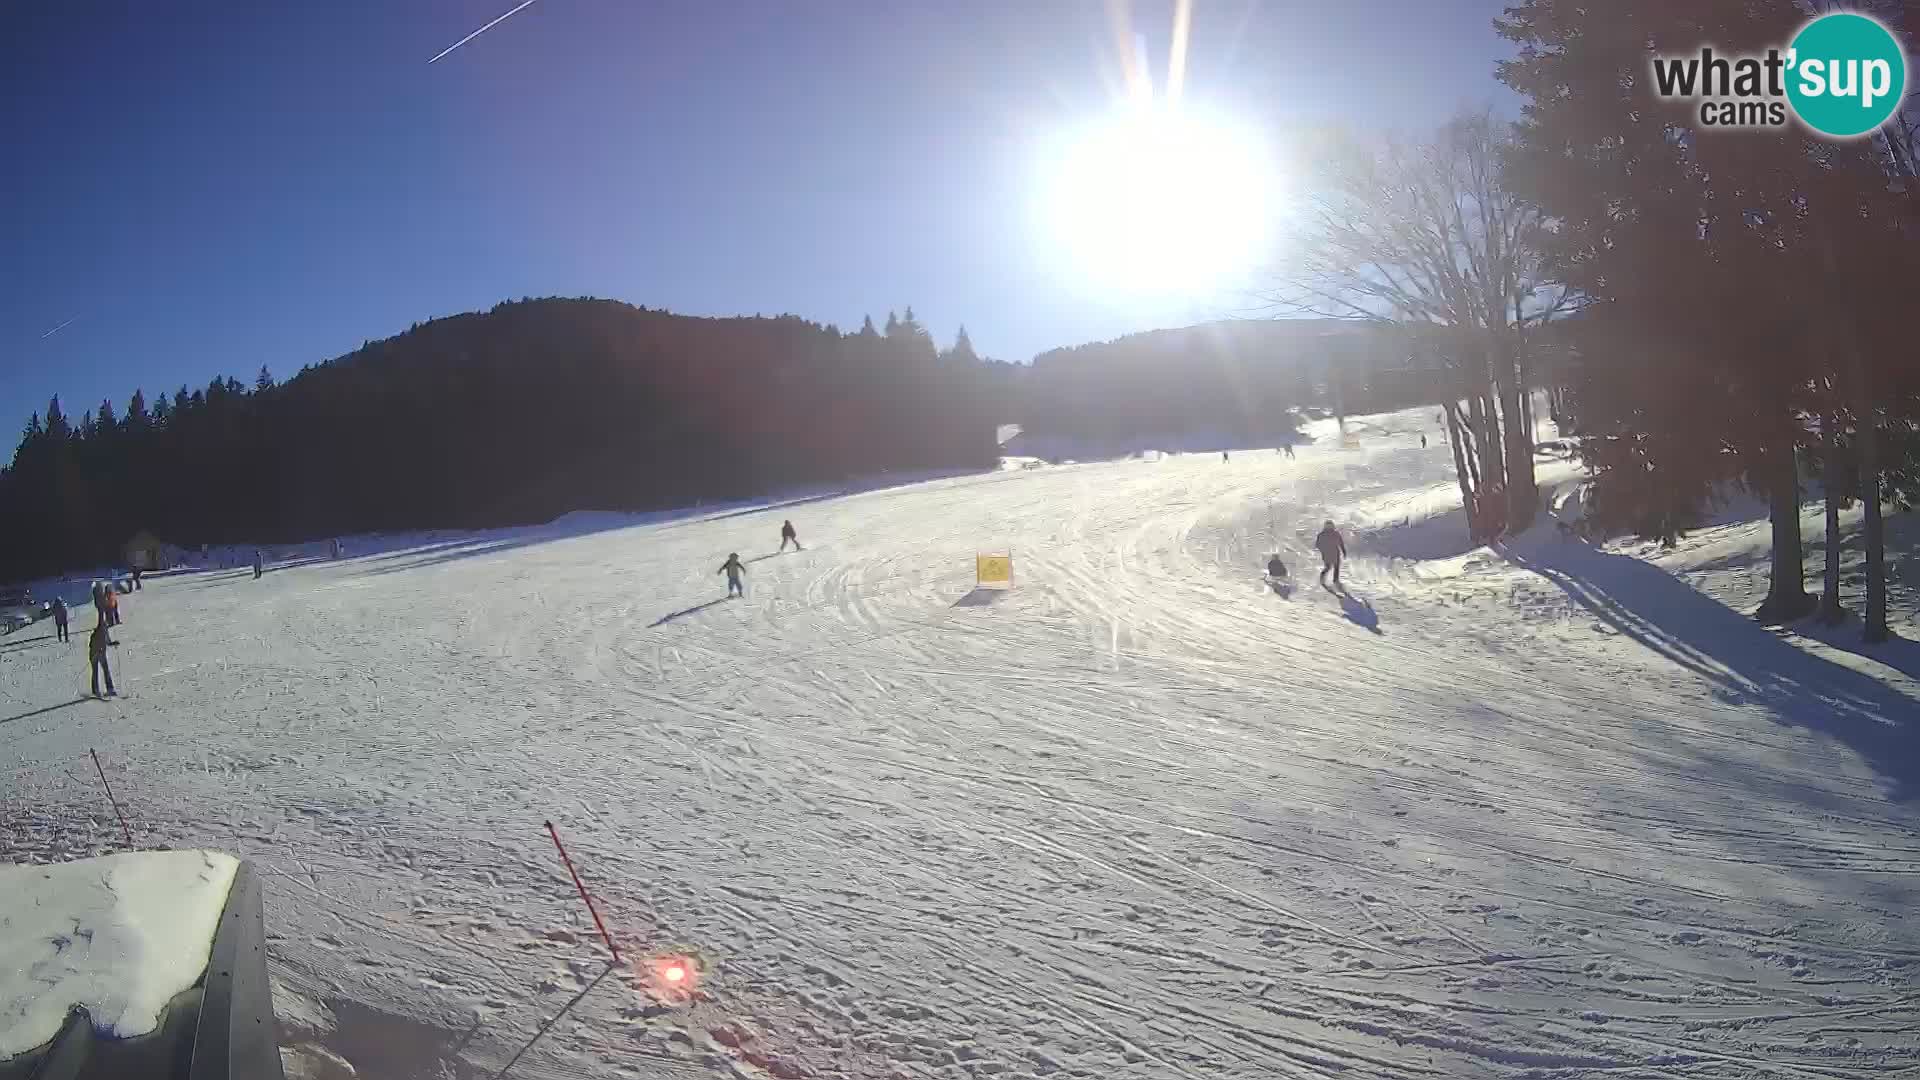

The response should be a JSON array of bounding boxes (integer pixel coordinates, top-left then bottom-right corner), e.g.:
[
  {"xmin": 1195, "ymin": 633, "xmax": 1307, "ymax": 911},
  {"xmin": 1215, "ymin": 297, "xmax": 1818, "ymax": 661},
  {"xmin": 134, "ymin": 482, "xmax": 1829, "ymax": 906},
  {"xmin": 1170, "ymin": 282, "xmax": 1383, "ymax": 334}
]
[
  {"xmin": 90, "ymin": 749, "xmax": 134, "ymax": 849},
  {"xmin": 545, "ymin": 821, "xmax": 621, "ymax": 966}
]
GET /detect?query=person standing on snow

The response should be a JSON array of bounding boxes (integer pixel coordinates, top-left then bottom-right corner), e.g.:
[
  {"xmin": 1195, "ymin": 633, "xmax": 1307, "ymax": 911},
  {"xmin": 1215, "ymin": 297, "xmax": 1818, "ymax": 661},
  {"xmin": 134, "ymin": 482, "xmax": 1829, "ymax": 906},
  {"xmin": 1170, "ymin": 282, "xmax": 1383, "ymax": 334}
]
[
  {"xmin": 52, "ymin": 597, "xmax": 70, "ymax": 643},
  {"xmin": 88, "ymin": 621, "xmax": 116, "ymax": 698},
  {"xmin": 779, "ymin": 520, "xmax": 802, "ymax": 552},
  {"xmin": 1284, "ymin": 443, "xmax": 1296, "ymax": 460},
  {"xmin": 89, "ymin": 583, "xmax": 118, "ymax": 644},
  {"xmin": 718, "ymin": 552, "xmax": 747, "ymax": 598},
  {"xmin": 1315, "ymin": 520, "xmax": 1348, "ymax": 587},
  {"xmin": 253, "ymin": 549, "xmax": 265, "ymax": 579}
]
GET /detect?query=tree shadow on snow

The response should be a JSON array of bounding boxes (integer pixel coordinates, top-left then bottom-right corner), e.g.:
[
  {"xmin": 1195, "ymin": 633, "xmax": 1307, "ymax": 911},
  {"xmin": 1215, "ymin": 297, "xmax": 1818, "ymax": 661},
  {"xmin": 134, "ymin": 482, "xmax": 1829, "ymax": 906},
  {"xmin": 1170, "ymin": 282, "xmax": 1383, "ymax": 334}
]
[
  {"xmin": 187, "ymin": 570, "xmax": 263, "ymax": 590},
  {"xmin": 261, "ymin": 555, "xmax": 332, "ymax": 575},
  {"xmin": 1360, "ymin": 503, "xmax": 1484, "ymax": 562},
  {"xmin": 1500, "ymin": 531, "xmax": 1920, "ymax": 801},
  {"xmin": 356, "ymin": 488, "xmax": 867, "ymax": 581},
  {"xmin": 649, "ymin": 598, "xmax": 730, "ymax": 627}
]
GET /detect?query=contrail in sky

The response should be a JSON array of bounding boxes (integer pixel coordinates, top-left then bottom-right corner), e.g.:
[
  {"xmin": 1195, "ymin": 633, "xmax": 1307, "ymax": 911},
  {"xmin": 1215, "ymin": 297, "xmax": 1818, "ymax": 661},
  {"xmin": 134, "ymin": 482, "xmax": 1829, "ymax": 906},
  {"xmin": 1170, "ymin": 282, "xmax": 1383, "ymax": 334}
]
[
  {"xmin": 428, "ymin": 0, "xmax": 540, "ymax": 64},
  {"xmin": 40, "ymin": 317, "xmax": 76, "ymax": 339}
]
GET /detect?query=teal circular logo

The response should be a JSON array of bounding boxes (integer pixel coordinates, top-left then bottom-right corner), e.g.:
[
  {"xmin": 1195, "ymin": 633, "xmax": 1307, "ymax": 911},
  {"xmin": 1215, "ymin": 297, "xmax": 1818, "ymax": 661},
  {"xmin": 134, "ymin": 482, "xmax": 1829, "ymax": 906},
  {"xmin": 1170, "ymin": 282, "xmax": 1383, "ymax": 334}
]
[{"xmin": 1786, "ymin": 13, "xmax": 1906, "ymax": 138}]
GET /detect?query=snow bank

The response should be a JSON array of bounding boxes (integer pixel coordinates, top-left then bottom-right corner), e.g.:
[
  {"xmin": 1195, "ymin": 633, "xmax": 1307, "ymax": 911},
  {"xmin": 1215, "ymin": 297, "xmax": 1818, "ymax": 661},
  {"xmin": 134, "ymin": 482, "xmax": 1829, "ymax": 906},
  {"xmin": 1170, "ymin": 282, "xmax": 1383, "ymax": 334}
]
[{"xmin": 0, "ymin": 850, "xmax": 239, "ymax": 1059}]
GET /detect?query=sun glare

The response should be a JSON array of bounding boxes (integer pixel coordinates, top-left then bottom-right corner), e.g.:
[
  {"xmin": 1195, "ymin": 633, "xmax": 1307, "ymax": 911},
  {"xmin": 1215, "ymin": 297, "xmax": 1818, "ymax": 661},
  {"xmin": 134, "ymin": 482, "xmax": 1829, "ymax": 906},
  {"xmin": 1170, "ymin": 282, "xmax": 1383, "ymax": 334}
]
[{"xmin": 1040, "ymin": 102, "xmax": 1275, "ymax": 296}]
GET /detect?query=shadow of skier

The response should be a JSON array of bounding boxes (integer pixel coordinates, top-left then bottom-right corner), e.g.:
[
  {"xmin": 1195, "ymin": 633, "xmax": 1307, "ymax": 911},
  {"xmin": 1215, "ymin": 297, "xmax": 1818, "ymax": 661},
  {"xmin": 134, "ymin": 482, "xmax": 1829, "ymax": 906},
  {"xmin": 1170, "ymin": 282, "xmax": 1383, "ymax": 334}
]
[
  {"xmin": 649, "ymin": 598, "xmax": 730, "ymax": 627},
  {"xmin": 1325, "ymin": 582, "xmax": 1382, "ymax": 635}
]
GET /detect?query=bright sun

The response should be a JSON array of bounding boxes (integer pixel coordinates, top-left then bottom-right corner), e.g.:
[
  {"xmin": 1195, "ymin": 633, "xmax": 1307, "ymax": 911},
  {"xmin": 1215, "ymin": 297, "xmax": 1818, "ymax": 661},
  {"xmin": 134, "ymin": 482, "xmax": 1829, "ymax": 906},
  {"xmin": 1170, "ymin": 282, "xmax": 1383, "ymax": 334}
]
[{"xmin": 1040, "ymin": 102, "xmax": 1276, "ymax": 296}]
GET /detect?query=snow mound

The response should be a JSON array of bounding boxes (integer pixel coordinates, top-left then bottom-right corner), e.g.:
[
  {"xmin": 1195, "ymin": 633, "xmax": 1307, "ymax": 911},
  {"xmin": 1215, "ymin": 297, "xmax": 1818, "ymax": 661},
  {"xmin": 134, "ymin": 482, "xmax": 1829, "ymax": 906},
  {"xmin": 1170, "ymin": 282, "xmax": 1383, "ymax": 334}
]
[{"xmin": 0, "ymin": 850, "xmax": 239, "ymax": 1059}]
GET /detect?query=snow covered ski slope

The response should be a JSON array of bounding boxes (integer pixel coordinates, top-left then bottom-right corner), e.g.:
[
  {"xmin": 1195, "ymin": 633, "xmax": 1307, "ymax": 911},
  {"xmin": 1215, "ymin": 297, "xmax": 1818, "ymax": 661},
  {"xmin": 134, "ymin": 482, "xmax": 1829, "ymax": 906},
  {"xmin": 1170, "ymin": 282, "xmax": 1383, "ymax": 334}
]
[{"xmin": 5, "ymin": 405, "xmax": 1919, "ymax": 1079}]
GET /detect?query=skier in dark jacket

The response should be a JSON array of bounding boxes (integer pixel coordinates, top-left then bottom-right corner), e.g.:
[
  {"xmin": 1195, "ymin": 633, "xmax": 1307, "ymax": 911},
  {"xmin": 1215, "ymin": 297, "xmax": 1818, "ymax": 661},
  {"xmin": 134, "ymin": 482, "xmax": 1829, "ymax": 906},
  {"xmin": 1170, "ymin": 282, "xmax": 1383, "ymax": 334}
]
[
  {"xmin": 779, "ymin": 520, "xmax": 802, "ymax": 552},
  {"xmin": 253, "ymin": 549, "xmax": 265, "ymax": 579},
  {"xmin": 88, "ymin": 622, "xmax": 116, "ymax": 697},
  {"xmin": 52, "ymin": 598, "xmax": 70, "ymax": 643},
  {"xmin": 1315, "ymin": 521, "xmax": 1347, "ymax": 586},
  {"xmin": 718, "ymin": 553, "xmax": 747, "ymax": 598}
]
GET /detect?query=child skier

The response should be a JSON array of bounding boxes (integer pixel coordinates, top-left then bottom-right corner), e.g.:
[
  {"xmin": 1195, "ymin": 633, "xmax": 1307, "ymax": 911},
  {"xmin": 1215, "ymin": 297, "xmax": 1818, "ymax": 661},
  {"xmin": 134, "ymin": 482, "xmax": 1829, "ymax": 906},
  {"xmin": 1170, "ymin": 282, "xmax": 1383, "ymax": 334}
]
[
  {"xmin": 780, "ymin": 520, "xmax": 802, "ymax": 552},
  {"xmin": 718, "ymin": 553, "xmax": 747, "ymax": 598}
]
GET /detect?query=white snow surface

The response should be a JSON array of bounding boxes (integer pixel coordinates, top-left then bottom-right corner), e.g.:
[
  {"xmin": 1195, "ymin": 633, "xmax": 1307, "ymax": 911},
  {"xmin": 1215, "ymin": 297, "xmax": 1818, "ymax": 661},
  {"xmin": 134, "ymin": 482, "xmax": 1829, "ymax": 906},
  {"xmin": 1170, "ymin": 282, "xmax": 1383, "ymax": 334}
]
[
  {"xmin": 0, "ymin": 849, "xmax": 239, "ymax": 1058},
  {"xmin": 4, "ymin": 404, "xmax": 1920, "ymax": 1078}
]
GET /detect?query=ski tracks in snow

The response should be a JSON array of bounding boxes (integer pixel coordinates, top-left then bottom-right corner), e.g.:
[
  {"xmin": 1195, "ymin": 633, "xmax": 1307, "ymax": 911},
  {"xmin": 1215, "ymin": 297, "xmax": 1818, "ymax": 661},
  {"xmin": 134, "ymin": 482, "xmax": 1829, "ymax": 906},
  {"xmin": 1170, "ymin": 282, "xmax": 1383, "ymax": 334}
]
[{"xmin": 5, "ymin": 417, "xmax": 1919, "ymax": 1077}]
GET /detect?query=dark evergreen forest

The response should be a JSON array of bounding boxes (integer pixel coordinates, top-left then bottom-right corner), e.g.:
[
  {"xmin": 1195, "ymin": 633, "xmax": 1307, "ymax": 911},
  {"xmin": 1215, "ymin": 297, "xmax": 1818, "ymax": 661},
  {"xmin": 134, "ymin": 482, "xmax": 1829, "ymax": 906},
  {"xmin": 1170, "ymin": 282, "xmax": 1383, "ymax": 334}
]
[
  {"xmin": 0, "ymin": 299, "xmax": 1012, "ymax": 577},
  {"xmin": 1, "ymin": 298, "xmax": 1428, "ymax": 580}
]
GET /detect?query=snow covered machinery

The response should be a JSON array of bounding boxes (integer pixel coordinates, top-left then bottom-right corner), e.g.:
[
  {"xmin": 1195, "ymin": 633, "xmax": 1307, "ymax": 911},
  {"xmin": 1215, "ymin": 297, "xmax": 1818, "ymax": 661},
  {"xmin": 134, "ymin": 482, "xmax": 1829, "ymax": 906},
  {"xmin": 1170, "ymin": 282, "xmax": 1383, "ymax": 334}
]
[{"xmin": 0, "ymin": 852, "xmax": 285, "ymax": 1080}]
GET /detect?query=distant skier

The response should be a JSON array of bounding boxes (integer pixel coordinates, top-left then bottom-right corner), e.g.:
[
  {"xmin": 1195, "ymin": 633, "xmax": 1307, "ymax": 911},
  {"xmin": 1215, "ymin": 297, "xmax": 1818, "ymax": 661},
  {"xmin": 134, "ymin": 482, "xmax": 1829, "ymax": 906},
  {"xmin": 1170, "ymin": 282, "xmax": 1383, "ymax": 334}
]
[
  {"xmin": 52, "ymin": 597, "xmax": 70, "ymax": 643},
  {"xmin": 130, "ymin": 566, "xmax": 143, "ymax": 590},
  {"xmin": 1421, "ymin": 434, "xmax": 1429, "ymax": 449},
  {"xmin": 88, "ymin": 621, "xmax": 116, "ymax": 698},
  {"xmin": 1315, "ymin": 521, "xmax": 1347, "ymax": 587},
  {"xmin": 718, "ymin": 552, "xmax": 747, "ymax": 598},
  {"xmin": 1284, "ymin": 443, "xmax": 1296, "ymax": 460},
  {"xmin": 1222, "ymin": 451, "xmax": 1230, "ymax": 463},
  {"xmin": 253, "ymin": 549, "xmax": 265, "ymax": 579},
  {"xmin": 1266, "ymin": 553, "xmax": 1289, "ymax": 581},
  {"xmin": 779, "ymin": 520, "xmax": 802, "ymax": 552},
  {"xmin": 331, "ymin": 538, "xmax": 343, "ymax": 560}
]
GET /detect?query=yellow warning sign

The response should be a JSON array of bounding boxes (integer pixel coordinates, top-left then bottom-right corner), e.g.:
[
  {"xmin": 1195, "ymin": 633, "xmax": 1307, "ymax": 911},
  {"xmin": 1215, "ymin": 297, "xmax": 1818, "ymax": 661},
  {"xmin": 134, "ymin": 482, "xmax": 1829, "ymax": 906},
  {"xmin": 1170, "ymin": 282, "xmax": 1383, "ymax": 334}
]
[{"xmin": 976, "ymin": 554, "xmax": 1013, "ymax": 587}]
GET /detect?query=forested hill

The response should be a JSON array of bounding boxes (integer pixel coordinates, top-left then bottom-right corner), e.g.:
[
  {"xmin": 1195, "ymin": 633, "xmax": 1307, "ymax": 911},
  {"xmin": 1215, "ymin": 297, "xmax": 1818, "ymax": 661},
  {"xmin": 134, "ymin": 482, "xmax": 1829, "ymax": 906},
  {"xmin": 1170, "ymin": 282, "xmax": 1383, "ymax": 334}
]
[
  {"xmin": 1015, "ymin": 318, "xmax": 1445, "ymax": 447},
  {"xmin": 1, "ymin": 298, "xmax": 1011, "ymax": 577}
]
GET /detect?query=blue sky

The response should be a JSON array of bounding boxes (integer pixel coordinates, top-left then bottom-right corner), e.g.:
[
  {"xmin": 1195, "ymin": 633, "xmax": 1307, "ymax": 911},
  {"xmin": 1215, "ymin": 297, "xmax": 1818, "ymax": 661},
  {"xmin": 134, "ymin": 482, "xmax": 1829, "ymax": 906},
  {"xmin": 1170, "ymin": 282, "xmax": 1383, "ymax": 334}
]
[{"xmin": 1, "ymin": 0, "xmax": 1516, "ymax": 439}]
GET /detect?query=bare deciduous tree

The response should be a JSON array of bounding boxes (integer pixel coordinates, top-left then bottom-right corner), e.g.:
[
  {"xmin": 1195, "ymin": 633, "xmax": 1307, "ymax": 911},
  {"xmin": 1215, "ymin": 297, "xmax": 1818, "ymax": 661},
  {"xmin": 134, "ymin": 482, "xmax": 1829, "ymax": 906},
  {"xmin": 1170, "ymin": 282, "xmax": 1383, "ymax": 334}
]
[{"xmin": 1262, "ymin": 112, "xmax": 1579, "ymax": 537}]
